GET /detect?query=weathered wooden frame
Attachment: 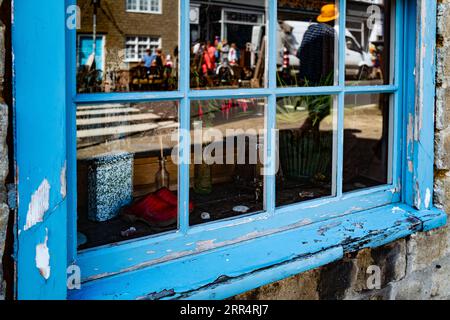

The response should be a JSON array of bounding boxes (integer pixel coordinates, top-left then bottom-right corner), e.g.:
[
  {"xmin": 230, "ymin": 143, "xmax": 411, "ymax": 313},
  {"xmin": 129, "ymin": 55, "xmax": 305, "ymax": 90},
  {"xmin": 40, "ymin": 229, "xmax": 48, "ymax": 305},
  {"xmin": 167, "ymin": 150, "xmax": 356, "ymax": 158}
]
[{"xmin": 12, "ymin": 0, "xmax": 446, "ymax": 299}]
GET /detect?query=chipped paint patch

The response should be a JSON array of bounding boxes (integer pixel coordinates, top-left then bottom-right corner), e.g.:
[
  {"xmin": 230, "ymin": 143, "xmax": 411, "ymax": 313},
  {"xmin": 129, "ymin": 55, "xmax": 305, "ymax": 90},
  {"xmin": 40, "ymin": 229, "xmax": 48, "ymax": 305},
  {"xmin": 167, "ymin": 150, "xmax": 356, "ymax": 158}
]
[
  {"xmin": 392, "ymin": 206, "xmax": 403, "ymax": 213},
  {"xmin": 415, "ymin": 183, "xmax": 422, "ymax": 210},
  {"xmin": 424, "ymin": 188, "xmax": 431, "ymax": 209},
  {"xmin": 407, "ymin": 114, "xmax": 414, "ymax": 146},
  {"xmin": 196, "ymin": 240, "xmax": 216, "ymax": 251},
  {"xmin": 408, "ymin": 160, "xmax": 413, "ymax": 173},
  {"xmin": 60, "ymin": 162, "xmax": 67, "ymax": 198},
  {"xmin": 35, "ymin": 230, "xmax": 51, "ymax": 280},
  {"xmin": 24, "ymin": 179, "xmax": 50, "ymax": 230}
]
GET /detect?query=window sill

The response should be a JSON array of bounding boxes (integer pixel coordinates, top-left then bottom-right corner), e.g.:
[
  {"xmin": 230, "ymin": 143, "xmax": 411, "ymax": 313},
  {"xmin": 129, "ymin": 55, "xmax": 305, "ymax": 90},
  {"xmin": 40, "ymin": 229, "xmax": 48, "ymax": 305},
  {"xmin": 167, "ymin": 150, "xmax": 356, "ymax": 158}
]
[
  {"xmin": 68, "ymin": 204, "xmax": 447, "ymax": 300},
  {"xmin": 126, "ymin": 10, "xmax": 162, "ymax": 15}
]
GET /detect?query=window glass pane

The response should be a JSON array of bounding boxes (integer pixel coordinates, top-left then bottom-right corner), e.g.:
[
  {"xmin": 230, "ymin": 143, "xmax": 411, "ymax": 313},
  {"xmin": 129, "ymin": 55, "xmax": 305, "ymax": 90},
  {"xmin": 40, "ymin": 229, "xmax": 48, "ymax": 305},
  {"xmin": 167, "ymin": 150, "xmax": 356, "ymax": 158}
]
[
  {"xmin": 276, "ymin": 95, "xmax": 336, "ymax": 207},
  {"xmin": 76, "ymin": 0, "xmax": 179, "ymax": 93},
  {"xmin": 77, "ymin": 101, "xmax": 179, "ymax": 250},
  {"xmin": 189, "ymin": 98, "xmax": 266, "ymax": 225},
  {"xmin": 140, "ymin": 0, "xmax": 149, "ymax": 12},
  {"xmin": 343, "ymin": 93, "xmax": 390, "ymax": 192},
  {"xmin": 277, "ymin": 0, "xmax": 338, "ymax": 87},
  {"xmin": 151, "ymin": 0, "xmax": 161, "ymax": 12},
  {"xmin": 346, "ymin": 0, "xmax": 392, "ymax": 85},
  {"xmin": 127, "ymin": 0, "xmax": 137, "ymax": 11},
  {"xmin": 190, "ymin": 1, "xmax": 267, "ymax": 90}
]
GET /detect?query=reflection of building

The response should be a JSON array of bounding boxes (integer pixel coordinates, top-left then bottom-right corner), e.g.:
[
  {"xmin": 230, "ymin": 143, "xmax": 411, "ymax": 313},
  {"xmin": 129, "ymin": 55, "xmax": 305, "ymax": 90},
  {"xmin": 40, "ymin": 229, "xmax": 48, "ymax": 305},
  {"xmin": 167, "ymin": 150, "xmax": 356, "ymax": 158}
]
[
  {"xmin": 77, "ymin": 0, "xmax": 179, "ymax": 74},
  {"xmin": 347, "ymin": 0, "xmax": 389, "ymax": 51},
  {"xmin": 278, "ymin": 0, "xmax": 389, "ymax": 52},
  {"xmin": 190, "ymin": 0, "xmax": 265, "ymax": 48},
  {"xmin": 190, "ymin": 0, "xmax": 266, "ymax": 87}
]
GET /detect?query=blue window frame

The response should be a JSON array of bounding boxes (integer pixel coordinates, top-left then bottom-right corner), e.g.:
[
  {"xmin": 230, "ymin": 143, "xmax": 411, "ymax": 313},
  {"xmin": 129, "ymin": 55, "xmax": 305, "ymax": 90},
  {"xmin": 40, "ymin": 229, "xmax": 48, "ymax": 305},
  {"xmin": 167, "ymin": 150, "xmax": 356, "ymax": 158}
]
[{"xmin": 12, "ymin": 0, "xmax": 446, "ymax": 299}]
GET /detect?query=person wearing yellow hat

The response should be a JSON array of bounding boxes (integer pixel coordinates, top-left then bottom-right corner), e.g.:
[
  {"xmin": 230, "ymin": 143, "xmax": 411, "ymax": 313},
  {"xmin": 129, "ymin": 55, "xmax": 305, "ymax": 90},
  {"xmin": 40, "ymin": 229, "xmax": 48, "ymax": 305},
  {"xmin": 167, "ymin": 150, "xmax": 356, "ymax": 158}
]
[
  {"xmin": 296, "ymin": 3, "xmax": 338, "ymax": 86},
  {"xmin": 317, "ymin": 3, "xmax": 340, "ymax": 23},
  {"xmin": 296, "ymin": 4, "xmax": 338, "ymax": 132}
]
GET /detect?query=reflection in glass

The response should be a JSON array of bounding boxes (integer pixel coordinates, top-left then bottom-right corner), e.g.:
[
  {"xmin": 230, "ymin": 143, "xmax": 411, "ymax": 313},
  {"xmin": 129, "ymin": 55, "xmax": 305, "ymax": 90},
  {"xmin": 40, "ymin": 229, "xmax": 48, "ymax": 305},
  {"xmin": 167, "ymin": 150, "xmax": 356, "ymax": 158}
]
[
  {"xmin": 343, "ymin": 94, "xmax": 390, "ymax": 192},
  {"xmin": 276, "ymin": 95, "xmax": 335, "ymax": 207},
  {"xmin": 346, "ymin": 0, "xmax": 392, "ymax": 85},
  {"xmin": 190, "ymin": 1, "xmax": 267, "ymax": 89},
  {"xmin": 277, "ymin": 0, "xmax": 338, "ymax": 87},
  {"xmin": 189, "ymin": 98, "xmax": 266, "ymax": 225},
  {"xmin": 76, "ymin": 0, "xmax": 179, "ymax": 93},
  {"xmin": 77, "ymin": 101, "xmax": 179, "ymax": 249}
]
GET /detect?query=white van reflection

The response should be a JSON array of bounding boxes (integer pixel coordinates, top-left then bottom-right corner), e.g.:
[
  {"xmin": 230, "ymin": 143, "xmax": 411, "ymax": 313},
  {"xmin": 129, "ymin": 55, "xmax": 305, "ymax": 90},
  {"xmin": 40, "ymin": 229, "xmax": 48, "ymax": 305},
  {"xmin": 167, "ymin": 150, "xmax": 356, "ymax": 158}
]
[{"xmin": 255, "ymin": 21, "xmax": 373, "ymax": 80}]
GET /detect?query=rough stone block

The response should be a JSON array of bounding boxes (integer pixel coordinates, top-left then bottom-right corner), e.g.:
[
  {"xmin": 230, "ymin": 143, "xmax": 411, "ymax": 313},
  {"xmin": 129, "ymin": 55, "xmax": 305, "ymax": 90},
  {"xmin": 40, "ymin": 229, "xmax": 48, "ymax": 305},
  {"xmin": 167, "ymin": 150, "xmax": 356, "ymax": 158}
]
[
  {"xmin": 430, "ymin": 256, "xmax": 450, "ymax": 299},
  {"xmin": 391, "ymin": 270, "xmax": 433, "ymax": 300},
  {"xmin": 234, "ymin": 268, "xmax": 320, "ymax": 300},
  {"xmin": 406, "ymin": 228, "xmax": 449, "ymax": 273}
]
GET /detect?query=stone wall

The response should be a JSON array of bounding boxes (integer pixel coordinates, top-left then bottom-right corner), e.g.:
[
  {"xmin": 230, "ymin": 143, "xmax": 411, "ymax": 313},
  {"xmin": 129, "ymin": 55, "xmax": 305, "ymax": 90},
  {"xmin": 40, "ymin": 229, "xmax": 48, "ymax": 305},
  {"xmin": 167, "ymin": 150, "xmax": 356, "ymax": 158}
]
[
  {"xmin": 0, "ymin": 0, "xmax": 8, "ymax": 300},
  {"xmin": 0, "ymin": 0, "xmax": 11, "ymax": 300},
  {"xmin": 235, "ymin": 0, "xmax": 450, "ymax": 301},
  {"xmin": 77, "ymin": 0, "xmax": 179, "ymax": 67}
]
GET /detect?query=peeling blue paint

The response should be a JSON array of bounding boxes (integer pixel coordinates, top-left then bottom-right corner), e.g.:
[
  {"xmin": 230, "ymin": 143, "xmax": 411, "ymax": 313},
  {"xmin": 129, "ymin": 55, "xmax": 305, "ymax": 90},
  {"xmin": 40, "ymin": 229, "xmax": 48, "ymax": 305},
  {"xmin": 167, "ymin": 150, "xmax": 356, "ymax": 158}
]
[{"xmin": 12, "ymin": 0, "xmax": 447, "ymax": 300}]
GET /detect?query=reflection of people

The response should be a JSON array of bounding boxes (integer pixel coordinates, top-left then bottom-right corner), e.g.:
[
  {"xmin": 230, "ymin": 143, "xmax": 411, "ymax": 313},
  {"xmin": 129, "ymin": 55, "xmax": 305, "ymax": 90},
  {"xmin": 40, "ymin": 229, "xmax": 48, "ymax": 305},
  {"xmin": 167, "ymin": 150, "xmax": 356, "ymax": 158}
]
[
  {"xmin": 154, "ymin": 48, "xmax": 164, "ymax": 70},
  {"xmin": 220, "ymin": 39, "xmax": 230, "ymax": 65},
  {"xmin": 297, "ymin": 4, "xmax": 338, "ymax": 86},
  {"xmin": 142, "ymin": 49, "xmax": 155, "ymax": 69},
  {"xmin": 297, "ymin": 4, "xmax": 338, "ymax": 134},
  {"xmin": 202, "ymin": 41, "xmax": 216, "ymax": 75},
  {"xmin": 369, "ymin": 43, "xmax": 383, "ymax": 80},
  {"xmin": 229, "ymin": 43, "xmax": 238, "ymax": 66}
]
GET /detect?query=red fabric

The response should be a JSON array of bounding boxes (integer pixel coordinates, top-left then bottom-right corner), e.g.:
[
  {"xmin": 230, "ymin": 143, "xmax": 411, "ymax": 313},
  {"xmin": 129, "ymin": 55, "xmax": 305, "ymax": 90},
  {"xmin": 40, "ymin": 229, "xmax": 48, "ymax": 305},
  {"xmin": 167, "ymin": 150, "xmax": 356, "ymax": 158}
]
[
  {"xmin": 125, "ymin": 193, "xmax": 175, "ymax": 224},
  {"xmin": 156, "ymin": 188, "xmax": 194, "ymax": 212},
  {"xmin": 124, "ymin": 188, "xmax": 194, "ymax": 225}
]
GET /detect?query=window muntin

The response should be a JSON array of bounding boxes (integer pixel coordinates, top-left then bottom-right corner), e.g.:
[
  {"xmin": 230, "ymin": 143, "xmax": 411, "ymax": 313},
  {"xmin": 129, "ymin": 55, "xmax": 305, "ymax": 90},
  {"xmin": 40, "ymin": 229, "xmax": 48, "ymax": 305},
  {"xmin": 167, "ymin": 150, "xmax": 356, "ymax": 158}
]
[
  {"xmin": 73, "ymin": 0, "xmax": 399, "ymax": 254},
  {"xmin": 125, "ymin": 36, "xmax": 162, "ymax": 62},
  {"xmin": 190, "ymin": 0, "xmax": 267, "ymax": 90},
  {"xmin": 76, "ymin": 101, "xmax": 179, "ymax": 249},
  {"xmin": 127, "ymin": 0, "xmax": 138, "ymax": 11},
  {"xmin": 126, "ymin": 0, "xmax": 161, "ymax": 13},
  {"xmin": 76, "ymin": 0, "xmax": 177, "ymax": 93}
]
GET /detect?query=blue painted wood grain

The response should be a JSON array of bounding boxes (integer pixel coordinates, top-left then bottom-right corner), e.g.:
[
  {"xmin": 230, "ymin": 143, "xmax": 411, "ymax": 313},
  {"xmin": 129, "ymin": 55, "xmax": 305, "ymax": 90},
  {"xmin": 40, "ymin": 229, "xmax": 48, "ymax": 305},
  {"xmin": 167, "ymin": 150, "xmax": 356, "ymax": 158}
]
[
  {"xmin": 13, "ymin": 0, "xmax": 68, "ymax": 299},
  {"xmin": 12, "ymin": 0, "xmax": 446, "ymax": 300},
  {"xmin": 68, "ymin": 203, "xmax": 445, "ymax": 300}
]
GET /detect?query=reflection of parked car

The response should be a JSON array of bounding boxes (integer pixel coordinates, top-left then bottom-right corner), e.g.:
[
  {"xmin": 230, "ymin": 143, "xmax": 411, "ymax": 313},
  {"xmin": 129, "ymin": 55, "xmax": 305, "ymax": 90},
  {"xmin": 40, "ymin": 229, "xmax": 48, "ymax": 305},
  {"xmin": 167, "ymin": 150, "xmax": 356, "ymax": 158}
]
[{"xmin": 262, "ymin": 21, "xmax": 373, "ymax": 79}]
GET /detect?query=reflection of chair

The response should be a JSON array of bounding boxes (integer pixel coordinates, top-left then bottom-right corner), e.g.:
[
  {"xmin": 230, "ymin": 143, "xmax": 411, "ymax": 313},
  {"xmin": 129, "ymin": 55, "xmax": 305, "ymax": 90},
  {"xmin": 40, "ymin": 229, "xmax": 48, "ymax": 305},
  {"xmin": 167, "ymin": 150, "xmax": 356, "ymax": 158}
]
[
  {"xmin": 148, "ymin": 66, "xmax": 164, "ymax": 90},
  {"xmin": 130, "ymin": 66, "xmax": 149, "ymax": 91},
  {"xmin": 130, "ymin": 65, "xmax": 171, "ymax": 91},
  {"xmin": 77, "ymin": 66, "xmax": 103, "ymax": 93}
]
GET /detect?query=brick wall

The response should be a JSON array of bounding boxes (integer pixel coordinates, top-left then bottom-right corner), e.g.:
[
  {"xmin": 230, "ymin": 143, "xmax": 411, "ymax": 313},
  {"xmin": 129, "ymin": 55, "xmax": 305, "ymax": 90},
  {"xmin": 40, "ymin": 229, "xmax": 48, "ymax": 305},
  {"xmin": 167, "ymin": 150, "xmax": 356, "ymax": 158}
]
[
  {"xmin": 235, "ymin": 1, "xmax": 450, "ymax": 300},
  {"xmin": 78, "ymin": 0, "xmax": 179, "ymax": 67}
]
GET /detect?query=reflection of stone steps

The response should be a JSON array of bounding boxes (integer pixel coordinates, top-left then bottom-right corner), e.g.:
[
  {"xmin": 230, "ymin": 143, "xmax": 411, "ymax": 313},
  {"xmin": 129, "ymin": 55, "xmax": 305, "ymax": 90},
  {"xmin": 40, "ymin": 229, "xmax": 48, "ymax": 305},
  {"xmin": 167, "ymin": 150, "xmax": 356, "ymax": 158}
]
[
  {"xmin": 76, "ymin": 113, "xmax": 161, "ymax": 126},
  {"xmin": 77, "ymin": 103, "xmax": 130, "ymax": 111},
  {"xmin": 76, "ymin": 104, "xmax": 178, "ymax": 140},
  {"xmin": 76, "ymin": 107, "xmax": 140, "ymax": 117},
  {"xmin": 77, "ymin": 123, "xmax": 160, "ymax": 138}
]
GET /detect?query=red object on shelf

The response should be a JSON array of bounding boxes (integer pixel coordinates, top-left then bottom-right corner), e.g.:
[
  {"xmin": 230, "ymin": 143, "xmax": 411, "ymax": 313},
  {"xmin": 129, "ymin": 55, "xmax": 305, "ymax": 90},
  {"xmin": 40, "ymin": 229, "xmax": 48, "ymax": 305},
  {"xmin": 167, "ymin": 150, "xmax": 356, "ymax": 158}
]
[
  {"xmin": 123, "ymin": 188, "xmax": 193, "ymax": 227},
  {"xmin": 156, "ymin": 188, "xmax": 194, "ymax": 212}
]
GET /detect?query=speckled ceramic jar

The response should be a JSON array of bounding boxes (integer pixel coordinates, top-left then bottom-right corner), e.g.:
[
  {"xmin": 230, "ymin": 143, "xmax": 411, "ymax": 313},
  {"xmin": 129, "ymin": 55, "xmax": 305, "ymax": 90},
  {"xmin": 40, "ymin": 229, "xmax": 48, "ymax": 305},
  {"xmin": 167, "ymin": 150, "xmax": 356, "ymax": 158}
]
[{"xmin": 87, "ymin": 152, "xmax": 134, "ymax": 222}]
